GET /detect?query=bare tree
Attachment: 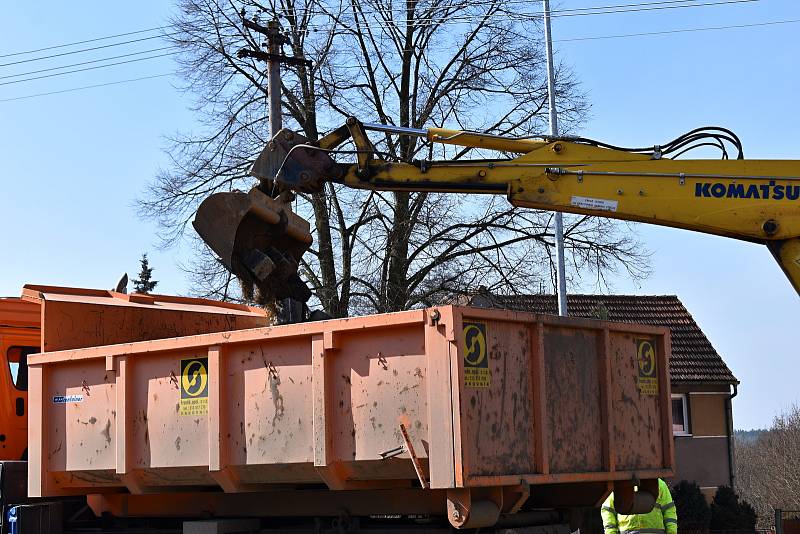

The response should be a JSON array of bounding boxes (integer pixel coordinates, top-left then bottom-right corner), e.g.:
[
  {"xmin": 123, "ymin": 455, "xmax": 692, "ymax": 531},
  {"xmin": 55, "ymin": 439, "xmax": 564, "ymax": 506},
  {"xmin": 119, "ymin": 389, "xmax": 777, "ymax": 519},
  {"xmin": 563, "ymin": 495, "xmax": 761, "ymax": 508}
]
[
  {"xmin": 140, "ymin": 0, "xmax": 650, "ymax": 316},
  {"xmin": 735, "ymin": 405, "xmax": 800, "ymax": 528}
]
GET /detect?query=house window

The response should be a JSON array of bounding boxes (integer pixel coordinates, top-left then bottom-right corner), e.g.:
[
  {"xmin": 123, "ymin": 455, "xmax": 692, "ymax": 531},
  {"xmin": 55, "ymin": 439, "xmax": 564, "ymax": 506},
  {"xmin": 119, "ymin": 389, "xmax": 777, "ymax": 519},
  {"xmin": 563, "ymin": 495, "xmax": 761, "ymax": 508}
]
[{"xmin": 672, "ymin": 394, "xmax": 690, "ymax": 435}]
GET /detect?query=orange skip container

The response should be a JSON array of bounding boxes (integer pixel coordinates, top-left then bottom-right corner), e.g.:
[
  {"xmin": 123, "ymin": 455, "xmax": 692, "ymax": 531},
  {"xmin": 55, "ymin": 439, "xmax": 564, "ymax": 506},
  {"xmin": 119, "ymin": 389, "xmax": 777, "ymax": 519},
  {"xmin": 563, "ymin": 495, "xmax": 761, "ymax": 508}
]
[{"xmin": 28, "ymin": 304, "xmax": 673, "ymax": 528}]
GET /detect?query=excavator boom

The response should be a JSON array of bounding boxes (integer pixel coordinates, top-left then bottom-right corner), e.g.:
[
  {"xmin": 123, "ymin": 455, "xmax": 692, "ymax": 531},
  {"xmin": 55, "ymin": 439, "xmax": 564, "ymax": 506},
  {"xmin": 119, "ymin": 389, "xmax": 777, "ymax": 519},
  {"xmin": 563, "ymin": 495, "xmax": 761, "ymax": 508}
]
[{"xmin": 195, "ymin": 118, "xmax": 800, "ymax": 302}]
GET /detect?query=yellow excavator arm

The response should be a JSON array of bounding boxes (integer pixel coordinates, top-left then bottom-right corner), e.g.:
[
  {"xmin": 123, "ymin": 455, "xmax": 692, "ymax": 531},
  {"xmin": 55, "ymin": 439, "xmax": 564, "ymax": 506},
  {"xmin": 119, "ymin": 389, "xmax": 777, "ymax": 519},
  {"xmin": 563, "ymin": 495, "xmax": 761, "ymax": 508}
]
[{"xmin": 194, "ymin": 118, "xmax": 800, "ymax": 304}]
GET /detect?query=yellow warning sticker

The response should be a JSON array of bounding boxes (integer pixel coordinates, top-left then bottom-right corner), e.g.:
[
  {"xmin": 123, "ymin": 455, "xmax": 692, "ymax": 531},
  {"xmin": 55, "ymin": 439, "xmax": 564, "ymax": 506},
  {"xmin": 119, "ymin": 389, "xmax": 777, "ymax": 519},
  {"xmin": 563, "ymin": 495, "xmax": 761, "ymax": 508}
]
[
  {"xmin": 180, "ymin": 357, "xmax": 209, "ymax": 416},
  {"xmin": 463, "ymin": 322, "xmax": 490, "ymax": 388},
  {"xmin": 636, "ymin": 339, "xmax": 658, "ymax": 396}
]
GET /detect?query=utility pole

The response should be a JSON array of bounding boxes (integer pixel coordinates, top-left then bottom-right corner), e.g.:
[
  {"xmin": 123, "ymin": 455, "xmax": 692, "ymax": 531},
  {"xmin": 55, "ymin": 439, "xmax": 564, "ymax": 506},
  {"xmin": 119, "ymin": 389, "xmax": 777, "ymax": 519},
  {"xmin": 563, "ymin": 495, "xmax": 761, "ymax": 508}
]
[
  {"xmin": 238, "ymin": 13, "xmax": 312, "ymax": 138},
  {"xmin": 238, "ymin": 13, "xmax": 314, "ymax": 323},
  {"xmin": 542, "ymin": 0, "xmax": 568, "ymax": 317},
  {"xmin": 266, "ymin": 19, "xmax": 282, "ymax": 137}
]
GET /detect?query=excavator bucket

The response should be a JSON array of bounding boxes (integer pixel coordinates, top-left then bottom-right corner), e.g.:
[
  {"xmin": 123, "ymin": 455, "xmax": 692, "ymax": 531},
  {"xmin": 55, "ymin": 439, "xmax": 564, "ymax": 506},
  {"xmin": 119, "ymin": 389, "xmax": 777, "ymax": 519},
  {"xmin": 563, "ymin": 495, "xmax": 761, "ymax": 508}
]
[
  {"xmin": 193, "ymin": 127, "xmax": 339, "ymax": 307},
  {"xmin": 193, "ymin": 187, "xmax": 313, "ymax": 304}
]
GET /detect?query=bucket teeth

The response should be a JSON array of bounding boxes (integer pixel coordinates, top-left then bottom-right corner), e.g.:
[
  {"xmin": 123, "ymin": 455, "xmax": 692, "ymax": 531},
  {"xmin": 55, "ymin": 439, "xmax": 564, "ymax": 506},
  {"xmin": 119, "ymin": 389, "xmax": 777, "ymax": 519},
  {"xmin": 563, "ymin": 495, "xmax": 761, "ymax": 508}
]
[
  {"xmin": 193, "ymin": 187, "xmax": 314, "ymax": 304},
  {"xmin": 243, "ymin": 249, "xmax": 276, "ymax": 281}
]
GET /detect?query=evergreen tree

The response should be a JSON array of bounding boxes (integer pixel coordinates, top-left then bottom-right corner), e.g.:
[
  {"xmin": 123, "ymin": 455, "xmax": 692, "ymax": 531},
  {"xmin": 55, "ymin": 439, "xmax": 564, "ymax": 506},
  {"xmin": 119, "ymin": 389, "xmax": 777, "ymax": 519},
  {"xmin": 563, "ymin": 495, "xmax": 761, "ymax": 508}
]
[
  {"xmin": 672, "ymin": 480, "xmax": 712, "ymax": 531},
  {"xmin": 132, "ymin": 254, "xmax": 158, "ymax": 294},
  {"xmin": 710, "ymin": 485, "xmax": 758, "ymax": 531}
]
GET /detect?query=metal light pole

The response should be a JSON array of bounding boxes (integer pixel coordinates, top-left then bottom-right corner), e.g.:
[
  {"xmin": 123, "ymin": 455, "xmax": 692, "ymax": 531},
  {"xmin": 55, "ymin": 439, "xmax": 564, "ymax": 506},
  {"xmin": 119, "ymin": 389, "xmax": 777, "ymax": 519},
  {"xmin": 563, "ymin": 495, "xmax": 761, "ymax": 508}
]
[{"xmin": 542, "ymin": 0, "xmax": 568, "ymax": 316}]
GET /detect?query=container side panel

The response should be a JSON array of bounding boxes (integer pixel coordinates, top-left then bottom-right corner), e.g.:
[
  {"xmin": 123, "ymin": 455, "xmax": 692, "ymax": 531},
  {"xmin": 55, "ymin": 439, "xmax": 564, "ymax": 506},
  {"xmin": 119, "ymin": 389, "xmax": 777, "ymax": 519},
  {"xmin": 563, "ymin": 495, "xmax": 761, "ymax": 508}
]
[
  {"xmin": 46, "ymin": 360, "xmax": 116, "ymax": 474},
  {"xmin": 543, "ymin": 327, "xmax": 603, "ymax": 473},
  {"xmin": 224, "ymin": 339, "xmax": 315, "ymax": 474},
  {"xmin": 424, "ymin": 320, "xmax": 456, "ymax": 489},
  {"xmin": 131, "ymin": 351, "xmax": 210, "ymax": 470},
  {"xmin": 42, "ymin": 301, "xmax": 266, "ymax": 352},
  {"xmin": 332, "ymin": 325, "xmax": 427, "ymax": 481},
  {"xmin": 458, "ymin": 318, "xmax": 535, "ymax": 478},
  {"xmin": 610, "ymin": 332, "xmax": 664, "ymax": 471}
]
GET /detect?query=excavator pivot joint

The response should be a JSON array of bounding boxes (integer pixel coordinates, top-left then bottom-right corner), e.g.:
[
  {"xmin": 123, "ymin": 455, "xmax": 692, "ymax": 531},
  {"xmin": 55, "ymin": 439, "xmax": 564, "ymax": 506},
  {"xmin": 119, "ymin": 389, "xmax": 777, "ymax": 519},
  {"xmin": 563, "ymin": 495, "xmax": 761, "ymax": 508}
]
[{"xmin": 251, "ymin": 129, "xmax": 342, "ymax": 193}]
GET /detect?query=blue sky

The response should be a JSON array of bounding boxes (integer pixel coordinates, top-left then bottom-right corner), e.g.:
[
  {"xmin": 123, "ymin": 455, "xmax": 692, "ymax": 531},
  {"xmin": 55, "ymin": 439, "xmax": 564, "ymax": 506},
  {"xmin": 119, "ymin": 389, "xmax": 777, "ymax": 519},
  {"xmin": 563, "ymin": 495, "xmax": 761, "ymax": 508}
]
[{"xmin": 0, "ymin": 0, "xmax": 797, "ymax": 429}]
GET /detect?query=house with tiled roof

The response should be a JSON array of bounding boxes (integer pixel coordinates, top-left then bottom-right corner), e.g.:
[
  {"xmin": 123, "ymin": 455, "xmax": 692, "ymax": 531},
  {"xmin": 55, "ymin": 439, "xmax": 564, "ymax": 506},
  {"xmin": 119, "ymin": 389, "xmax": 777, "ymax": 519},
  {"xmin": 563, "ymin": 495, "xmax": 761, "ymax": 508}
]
[{"xmin": 464, "ymin": 291, "xmax": 739, "ymax": 501}]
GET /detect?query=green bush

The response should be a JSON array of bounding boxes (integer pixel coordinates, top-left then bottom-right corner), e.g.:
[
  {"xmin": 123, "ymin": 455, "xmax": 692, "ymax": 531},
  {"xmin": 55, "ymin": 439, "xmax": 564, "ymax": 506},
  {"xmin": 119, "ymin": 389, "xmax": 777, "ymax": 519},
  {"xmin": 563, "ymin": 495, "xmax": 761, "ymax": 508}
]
[
  {"xmin": 710, "ymin": 485, "xmax": 757, "ymax": 531},
  {"xmin": 672, "ymin": 480, "xmax": 711, "ymax": 530}
]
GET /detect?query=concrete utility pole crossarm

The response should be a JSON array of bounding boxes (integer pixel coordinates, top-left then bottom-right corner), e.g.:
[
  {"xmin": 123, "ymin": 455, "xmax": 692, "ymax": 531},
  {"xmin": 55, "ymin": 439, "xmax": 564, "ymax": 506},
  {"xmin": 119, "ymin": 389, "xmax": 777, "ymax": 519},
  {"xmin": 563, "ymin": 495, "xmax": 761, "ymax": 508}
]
[{"xmin": 237, "ymin": 14, "xmax": 312, "ymax": 136}]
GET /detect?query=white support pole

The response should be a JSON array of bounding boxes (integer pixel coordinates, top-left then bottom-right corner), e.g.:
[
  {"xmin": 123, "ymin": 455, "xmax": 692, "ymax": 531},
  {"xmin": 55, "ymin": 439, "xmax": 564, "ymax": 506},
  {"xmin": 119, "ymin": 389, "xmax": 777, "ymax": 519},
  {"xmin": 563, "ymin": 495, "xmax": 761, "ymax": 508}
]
[{"xmin": 542, "ymin": 0, "xmax": 568, "ymax": 316}]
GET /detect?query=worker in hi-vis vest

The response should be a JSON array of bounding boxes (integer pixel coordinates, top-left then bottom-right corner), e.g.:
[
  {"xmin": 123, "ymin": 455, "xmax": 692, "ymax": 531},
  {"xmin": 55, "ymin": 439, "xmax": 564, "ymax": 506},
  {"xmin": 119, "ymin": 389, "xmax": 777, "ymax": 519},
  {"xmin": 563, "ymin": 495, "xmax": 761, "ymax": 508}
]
[{"xmin": 601, "ymin": 479, "xmax": 678, "ymax": 534}]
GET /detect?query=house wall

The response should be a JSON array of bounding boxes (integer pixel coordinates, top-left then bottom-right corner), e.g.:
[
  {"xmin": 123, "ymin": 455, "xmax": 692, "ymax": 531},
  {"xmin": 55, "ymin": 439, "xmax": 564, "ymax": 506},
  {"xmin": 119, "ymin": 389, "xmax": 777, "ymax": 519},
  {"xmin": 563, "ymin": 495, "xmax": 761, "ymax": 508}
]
[{"xmin": 670, "ymin": 385, "xmax": 733, "ymax": 502}]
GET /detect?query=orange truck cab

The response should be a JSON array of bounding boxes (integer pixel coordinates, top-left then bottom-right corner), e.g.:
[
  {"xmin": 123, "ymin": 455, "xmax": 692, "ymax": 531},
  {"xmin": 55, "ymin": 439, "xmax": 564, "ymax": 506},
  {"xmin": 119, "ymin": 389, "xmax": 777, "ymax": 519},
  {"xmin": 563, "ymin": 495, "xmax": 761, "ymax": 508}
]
[{"xmin": 0, "ymin": 298, "xmax": 40, "ymax": 461}]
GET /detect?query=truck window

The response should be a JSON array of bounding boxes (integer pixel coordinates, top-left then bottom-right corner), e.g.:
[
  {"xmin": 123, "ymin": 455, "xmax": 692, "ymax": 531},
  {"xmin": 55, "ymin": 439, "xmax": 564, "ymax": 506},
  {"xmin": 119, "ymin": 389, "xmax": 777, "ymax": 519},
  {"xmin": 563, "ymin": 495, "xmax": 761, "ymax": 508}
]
[{"xmin": 7, "ymin": 346, "xmax": 37, "ymax": 391}]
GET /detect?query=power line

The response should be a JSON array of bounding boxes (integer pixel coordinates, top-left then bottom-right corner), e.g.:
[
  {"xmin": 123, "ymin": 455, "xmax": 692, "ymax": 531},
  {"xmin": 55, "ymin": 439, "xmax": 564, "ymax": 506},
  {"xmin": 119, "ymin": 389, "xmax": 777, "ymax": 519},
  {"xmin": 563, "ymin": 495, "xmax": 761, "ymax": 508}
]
[
  {"xmin": 283, "ymin": 0, "xmax": 704, "ymax": 18},
  {"xmin": 0, "ymin": 46, "xmax": 176, "ymax": 81},
  {"xmin": 296, "ymin": 0, "xmax": 759, "ymax": 27},
  {"xmin": 0, "ymin": 14, "xmax": 791, "ymax": 103},
  {"xmin": 555, "ymin": 18, "xmax": 800, "ymax": 42},
  {"xmin": 541, "ymin": 0, "xmax": 758, "ymax": 18},
  {"xmin": 0, "ymin": 52, "xmax": 175, "ymax": 86},
  {"xmin": 0, "ymin": 1, "xmax": 784, "ymax": 100},
  {"xmin": 0, "ymin": 9, "xmax": 783, "ymax": 84},
  {"xmin": 292, "ymin": 0, "xmax": 759, "ymax": 32},
  {"xmin": 533, "ymin": 0, "xmax": 706, "ymax": 13},
  {"xmin": 0, "ymin": 26, "xmax": 166, "ymax": 59},
  {"xmin": 0, "ymin": 73, "xmax": 172, "ymax": 103},
  {"xmin": 0, "ymin": 33, "xmax": 174, "ymax": 68},
  {"xmin": 0, "ymin": 0, "xmax": 715, "ymax": 62},
  {"xmin": 0, "ymin": 0, "xmax": 756, "ymax": 64}
]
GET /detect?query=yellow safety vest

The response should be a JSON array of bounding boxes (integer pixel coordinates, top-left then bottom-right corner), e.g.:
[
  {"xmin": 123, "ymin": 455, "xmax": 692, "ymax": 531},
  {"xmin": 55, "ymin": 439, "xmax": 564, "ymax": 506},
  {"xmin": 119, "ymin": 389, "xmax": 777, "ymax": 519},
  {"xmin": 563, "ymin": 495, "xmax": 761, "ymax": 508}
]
[{"xmin": 601, "ymin": 479, "xmax": 678, "ymax": 534}]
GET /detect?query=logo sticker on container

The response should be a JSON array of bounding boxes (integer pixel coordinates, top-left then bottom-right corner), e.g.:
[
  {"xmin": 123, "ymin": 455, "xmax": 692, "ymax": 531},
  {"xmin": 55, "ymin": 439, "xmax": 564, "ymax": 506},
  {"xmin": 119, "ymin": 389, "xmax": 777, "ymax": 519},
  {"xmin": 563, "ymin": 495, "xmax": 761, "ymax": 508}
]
[
  {"xmin": 53, "ymin": 394, "xmax": 83, "ymax": 404},
  {"xmin": 463, "ymin": 321, "xmax": 490, "ymax": 388},
  {"xmin": 180, "ymin": 357, "xmax": 209, "ymax": 416},
  {"xmin": 636, "ymin": 339, "xmax": 658, "ymax": 396}
]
